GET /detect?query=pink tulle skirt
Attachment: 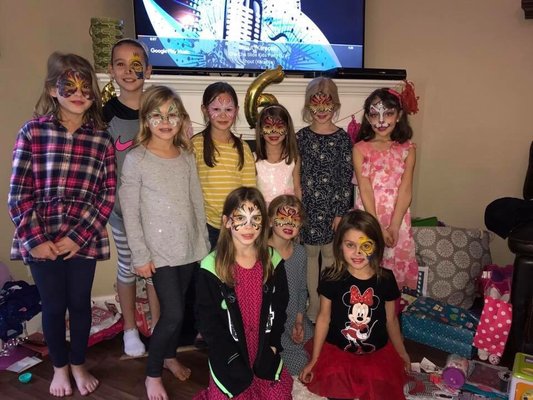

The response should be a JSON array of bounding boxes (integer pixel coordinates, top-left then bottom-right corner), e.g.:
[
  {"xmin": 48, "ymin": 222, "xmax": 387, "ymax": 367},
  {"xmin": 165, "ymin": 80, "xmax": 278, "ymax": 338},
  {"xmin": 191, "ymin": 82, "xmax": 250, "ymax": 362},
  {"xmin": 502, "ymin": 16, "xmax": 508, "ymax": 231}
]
[{"xmin": 304, "ymin": 340, "xmax": 407, "ymax": 400}]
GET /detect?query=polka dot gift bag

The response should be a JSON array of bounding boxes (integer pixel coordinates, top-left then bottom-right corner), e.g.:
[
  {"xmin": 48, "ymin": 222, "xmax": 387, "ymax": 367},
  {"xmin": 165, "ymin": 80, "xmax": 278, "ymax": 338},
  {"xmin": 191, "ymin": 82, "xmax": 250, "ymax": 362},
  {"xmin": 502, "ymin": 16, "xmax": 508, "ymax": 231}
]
[{"xmin": 473, "ymin": 264, "xmax": 513, "ymax": 365}]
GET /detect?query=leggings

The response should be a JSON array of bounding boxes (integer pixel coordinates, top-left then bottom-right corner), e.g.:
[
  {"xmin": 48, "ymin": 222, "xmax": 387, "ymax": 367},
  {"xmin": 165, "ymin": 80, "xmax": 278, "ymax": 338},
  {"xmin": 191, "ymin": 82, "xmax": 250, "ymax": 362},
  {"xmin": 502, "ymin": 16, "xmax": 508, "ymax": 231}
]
[
  {"xmin": 29, "ymin": 257, "xmax": 96, "ymax": 367},
  {"xmin": 305, "ymin": 242, "xmax": 334, "ymax": 323},
  {"xmin": 146, "ymin": 263, "xmax": 195, "ymax": 377}
]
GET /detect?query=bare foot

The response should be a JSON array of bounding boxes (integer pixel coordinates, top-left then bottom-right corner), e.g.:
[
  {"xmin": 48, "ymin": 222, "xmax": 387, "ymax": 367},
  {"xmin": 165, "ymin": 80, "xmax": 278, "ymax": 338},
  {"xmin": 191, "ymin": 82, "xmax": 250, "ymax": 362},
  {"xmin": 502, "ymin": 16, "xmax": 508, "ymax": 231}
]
[
  {"xmin": 146, "ymin": 376, "xmax": 168, "ymax": 400},
  {"xmin": 50, "ymin": 365, "xmax": 73, "ymax": 397},
  {"xmin": 163, "ymin": 358, "xmax": 191, "ymax": 381},
  {"xmin": 71, "ymin": 364, "xmax": 99, "ymax": 396}
]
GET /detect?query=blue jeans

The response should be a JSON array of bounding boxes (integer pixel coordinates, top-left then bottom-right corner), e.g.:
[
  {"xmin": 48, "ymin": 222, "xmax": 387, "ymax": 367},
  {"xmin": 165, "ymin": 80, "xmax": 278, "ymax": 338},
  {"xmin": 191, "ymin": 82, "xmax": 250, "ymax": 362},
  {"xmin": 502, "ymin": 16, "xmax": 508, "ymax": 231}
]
[{"xmin": 29, "ymin": 257, "xmax": 96, "ymax": 367}]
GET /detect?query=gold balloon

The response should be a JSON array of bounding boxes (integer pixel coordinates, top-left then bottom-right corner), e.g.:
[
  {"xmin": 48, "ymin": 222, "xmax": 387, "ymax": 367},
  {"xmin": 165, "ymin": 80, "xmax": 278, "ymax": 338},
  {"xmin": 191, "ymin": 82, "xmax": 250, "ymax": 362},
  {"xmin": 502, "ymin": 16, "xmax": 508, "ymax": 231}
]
[
  {"xmin": 101, "ymin": 79, "xmax": 117, "ymax": 105},
  {"xmin": 244, "ymin": 66, "xmax": 285, "ymax": 128}
]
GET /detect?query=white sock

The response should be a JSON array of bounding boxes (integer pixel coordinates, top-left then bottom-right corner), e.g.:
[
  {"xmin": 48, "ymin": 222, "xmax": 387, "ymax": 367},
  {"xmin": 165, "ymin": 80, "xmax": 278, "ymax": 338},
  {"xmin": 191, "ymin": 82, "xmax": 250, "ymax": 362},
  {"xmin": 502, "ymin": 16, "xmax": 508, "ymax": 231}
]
[{"xmin": 123, "ymin": 328, "xmax": 145, "ymax": 356}]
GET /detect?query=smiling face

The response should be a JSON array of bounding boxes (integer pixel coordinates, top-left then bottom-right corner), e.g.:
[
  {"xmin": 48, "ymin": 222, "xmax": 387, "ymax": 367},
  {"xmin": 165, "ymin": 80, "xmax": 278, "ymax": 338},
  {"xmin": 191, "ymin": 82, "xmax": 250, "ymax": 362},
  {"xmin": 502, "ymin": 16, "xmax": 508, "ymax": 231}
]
[
  {"xmin": 204, "ymin": 92, "xmax": 238, "ymax": 133},
  {"xmin": 110, "ymin": 43, "xmax": 151, "ymax": 93},
  {"xmin": 271, "ymin": 205, "xmax": 302, "ymax": 240},
  {"xmin": 366, "ymin": 99, "xmax": 400, "ymax": 139},
  {"xmin": 342, "ymin": 229, "xmax": 376, "ymax": 276},
  {"xmin": 51, "ymin": 70, "xmax": 94, "ymax": 121},
  {"xmin": 226, "ymin": 201, "xmax": 263, "ymax": 247},
  {"xmin": 147, "ymin": 99, "xmax": 181, "ymax": 143},
  {"xmin": 308, "ymin": 91, "xmax": 336, "ymax": 124}
]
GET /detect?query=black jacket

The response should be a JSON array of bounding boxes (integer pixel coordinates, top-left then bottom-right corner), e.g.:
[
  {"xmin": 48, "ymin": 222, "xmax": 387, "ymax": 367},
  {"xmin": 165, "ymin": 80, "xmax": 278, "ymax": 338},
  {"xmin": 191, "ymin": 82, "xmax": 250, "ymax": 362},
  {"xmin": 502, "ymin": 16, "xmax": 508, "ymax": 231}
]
[{"xmin": 195, "ymin": 249, "xmax": 289, "ymax": 397}]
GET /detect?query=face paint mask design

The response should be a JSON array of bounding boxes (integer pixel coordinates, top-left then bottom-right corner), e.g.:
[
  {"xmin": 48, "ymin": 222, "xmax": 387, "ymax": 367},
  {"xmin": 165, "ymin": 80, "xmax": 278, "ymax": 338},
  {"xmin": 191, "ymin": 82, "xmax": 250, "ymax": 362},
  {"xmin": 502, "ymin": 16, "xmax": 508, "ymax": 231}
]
[
  {"xmin": 148, "ymin": 103, "xmax": 181, "ymax": 127},
  {"xmin": 358, "ymin": 235, "xmax": 376, "ymax": 258},
  {"xmin": 262, "ymin": 116, "xmax": 287, "ymax": 136},
  {"xmin": 230, "ymin": 203, "xmax": 262, "ymax": 231},
  {"xmin": 56, "ymin": 70, "xmax": 94, "ymax": 100},
  {"xmin": 130, "ymin": 53, "xmax": 144, "ymax": 79},
  {"xmin": 367, "ymin": 101, "xmax": 397, "ymax": 130},
  {"xmin": 207, "ymin": 95, "xmax": 236, "ymax": 120},
  {"xmin": 273, "ymin": 206, "xmax": 302, "ymax": 228},
  {"xmin": 309, "ymin": 91, "xmax": 335, "ymax": 114}
]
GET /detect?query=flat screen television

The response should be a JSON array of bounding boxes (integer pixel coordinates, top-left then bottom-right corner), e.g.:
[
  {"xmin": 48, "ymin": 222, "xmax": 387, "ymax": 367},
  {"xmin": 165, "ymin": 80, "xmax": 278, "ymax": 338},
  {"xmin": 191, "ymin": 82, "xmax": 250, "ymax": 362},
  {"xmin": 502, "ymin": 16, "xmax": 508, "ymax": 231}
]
[{"xmin": 133, "ymin": 0, "xmax": 365, "ymax": 75}]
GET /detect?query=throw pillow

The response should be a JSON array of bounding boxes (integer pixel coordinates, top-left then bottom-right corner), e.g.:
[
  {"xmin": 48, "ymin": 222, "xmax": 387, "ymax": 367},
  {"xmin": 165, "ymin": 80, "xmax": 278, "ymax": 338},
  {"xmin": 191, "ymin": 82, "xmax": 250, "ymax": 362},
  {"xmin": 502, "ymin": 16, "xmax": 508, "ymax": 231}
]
[{"xmin": 412, "ymin": 226, "xmax": 492, "ymax": 309}]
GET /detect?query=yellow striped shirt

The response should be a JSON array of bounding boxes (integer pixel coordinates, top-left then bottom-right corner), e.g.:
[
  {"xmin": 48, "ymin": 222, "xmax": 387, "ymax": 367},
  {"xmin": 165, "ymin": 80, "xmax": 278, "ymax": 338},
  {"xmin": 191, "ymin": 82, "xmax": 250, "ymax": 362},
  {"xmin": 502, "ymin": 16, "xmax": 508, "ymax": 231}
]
[{"xmin": 191, "ymin": 134, "xmax": 257, "ymax": 228}]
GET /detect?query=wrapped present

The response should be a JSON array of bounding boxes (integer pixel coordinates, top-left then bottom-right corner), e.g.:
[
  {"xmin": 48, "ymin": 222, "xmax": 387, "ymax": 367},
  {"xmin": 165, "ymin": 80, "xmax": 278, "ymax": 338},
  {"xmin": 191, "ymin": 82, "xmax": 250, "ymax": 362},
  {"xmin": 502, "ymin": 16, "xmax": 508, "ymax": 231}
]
[{"xmin": 401, "ymin": 297, "xmax": 479, "ymax": 358}]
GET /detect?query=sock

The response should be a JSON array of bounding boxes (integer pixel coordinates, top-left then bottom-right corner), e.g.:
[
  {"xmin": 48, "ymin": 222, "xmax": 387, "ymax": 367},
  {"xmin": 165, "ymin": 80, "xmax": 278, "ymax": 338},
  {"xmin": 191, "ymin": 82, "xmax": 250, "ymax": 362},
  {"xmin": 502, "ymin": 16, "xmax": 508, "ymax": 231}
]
[{"xmin": 123, "ymin": 328, "xmax": 146, "ymax": 356}]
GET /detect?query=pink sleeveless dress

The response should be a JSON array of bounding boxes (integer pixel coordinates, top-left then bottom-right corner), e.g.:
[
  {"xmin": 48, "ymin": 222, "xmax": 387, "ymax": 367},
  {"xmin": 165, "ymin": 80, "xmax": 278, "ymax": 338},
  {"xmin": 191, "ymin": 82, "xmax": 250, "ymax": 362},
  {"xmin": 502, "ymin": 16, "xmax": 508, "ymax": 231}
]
[{"xmin": 354, "ymin": 140, "xmax": 419, "ymax": 291}]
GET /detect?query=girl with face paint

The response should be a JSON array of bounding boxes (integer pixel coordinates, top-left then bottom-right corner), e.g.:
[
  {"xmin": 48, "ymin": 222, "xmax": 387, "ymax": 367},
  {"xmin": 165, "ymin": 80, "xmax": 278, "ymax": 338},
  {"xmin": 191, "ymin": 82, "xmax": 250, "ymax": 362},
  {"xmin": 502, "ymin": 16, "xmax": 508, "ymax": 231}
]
[
  {"xmin": 191, "ymin": 82, "xmax": 256, "ymax": 250},
  {"xmin": 254, "ymin": 104, "xmax": 301, "ymax": 205},
  {"xmin": 194, "ymin": 187, "xmax": 293, "ymax": 399},
  {"xmin": 119, "ymin": 86, "xmax": 210, "ymax": 400},
  {"xmin": 296, "ymin": 77, "xmax": 354, "ymax": 324},
  {"xmin": 267, "ymin": 195, "xmax": 314, "ymax": 376},
  {"xmin": 299, "ymin": 210, "xmax": 410, "ymax": 400},
  {"xmin": 353, "ymin": 88, "xmax": 419, "ymax": 294},
  {"xmin": 8, "ymin": 52, "xmax": 116, "ymax": 397},
  {"xmin": 104, "ymin": 38, "xmax": 161, "ymax": 359}
]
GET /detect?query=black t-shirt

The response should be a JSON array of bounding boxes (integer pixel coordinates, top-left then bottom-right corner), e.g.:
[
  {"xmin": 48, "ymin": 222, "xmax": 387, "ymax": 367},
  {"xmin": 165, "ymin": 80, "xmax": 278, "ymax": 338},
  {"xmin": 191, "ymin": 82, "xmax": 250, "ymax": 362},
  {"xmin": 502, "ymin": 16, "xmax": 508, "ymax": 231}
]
[{"xmin": 318, "ymin": 268, "xmax": 400, "ymax": 353}]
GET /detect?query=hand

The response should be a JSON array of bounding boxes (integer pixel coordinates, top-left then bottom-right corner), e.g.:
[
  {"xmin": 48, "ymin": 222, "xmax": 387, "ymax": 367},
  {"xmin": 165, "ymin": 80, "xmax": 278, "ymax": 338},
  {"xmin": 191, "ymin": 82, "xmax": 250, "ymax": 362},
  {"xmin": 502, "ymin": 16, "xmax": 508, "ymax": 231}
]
[
  {"xmin": 332, "ymin": 216, "xmax": 342, "ymax": 232},
  {"xmin": 55, "ymin": 237, "xmax": 81, "ymax": 260},
  {"xmin": 135, "ymin": 261, "xmax": 156, "ymax": 278},
  {"xmin": 299, "ymin": 361, "xmax": 315, "ymax": 384},
  {"xmin": 382, "ymin": 227, "xmax": 394, "ymax": 247},
  {"xmin": 387, "ymin": 225, "xmax": 400, "ymax": 247},
  {"xmin": 29, "ymin": 241, "xmax": 59, "ymax": 260},
  {"xmin": 399, "ymin": 352, "xmax": 411, "ymax": 372},
  {"xmin": 270, "ymin": 346, "xmax": 277, "ymax": 355},
  {"xmin": 291, "ymin": 321, "xmax": 304, "ymax": 344}
]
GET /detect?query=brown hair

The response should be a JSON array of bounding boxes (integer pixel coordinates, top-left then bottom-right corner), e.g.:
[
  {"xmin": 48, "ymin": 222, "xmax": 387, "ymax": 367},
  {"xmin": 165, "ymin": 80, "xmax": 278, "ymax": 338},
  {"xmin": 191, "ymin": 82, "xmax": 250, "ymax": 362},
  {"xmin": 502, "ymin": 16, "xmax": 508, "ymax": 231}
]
[
  {"xmin": 34, "ymin": 52, "xmax": 105, "ymax": 129},
  {"xmin": 110, "ymin": 38, "xmax": 150, "ymax": 66},
  {"xmin": 135, "ymin": 85, "xmax": 192, "ymax": 152},
  {"xmin": 301, "ymin": 77, "xmax": 341, "ymax": 123},
  {"xmin": 323, "ymin": 209, "xmax": 385, "ymax": 281},
  {"xmin": 255, "ymin": 104, "xmax": 298, "ymax": 165},
  {"xmin": 216, "ymin": 187, "xmax": 270, "ymax": 286}
]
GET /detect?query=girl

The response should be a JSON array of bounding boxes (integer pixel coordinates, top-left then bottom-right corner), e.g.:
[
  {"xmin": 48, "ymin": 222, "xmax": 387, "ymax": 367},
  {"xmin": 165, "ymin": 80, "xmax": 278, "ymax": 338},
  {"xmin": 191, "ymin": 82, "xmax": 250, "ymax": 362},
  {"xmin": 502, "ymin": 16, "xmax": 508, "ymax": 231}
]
[
  {"xmin": 104, "ymin": 37, "xmax": 160, "ymax": 357},
  {"xmin": 191, "ymin": 82, "xmax": 256, "ymax": 250},
  {"xmin": 353, "ymin": 88, "xmax": 418, "ymax": 292},
  {"xmin": 194, "ymin": 187, "xmax": 293, "ymax": 399},
  {"xmin": 120, "ymin": 86, "xmax": 210, "ymax": 400},
  {"xmin": 299, "ymin": 210, "xmax": 410, "ymax": 400},
  {"xmin": 8, "ymin": 52, "xmax": 116, "ymax": 397},
  {"xmin": 268, "ymin": 195, "xmax": 314, "ymax": 376},
  {"xmin": 297, "ymin": 77, "xmax": 353, "ymax": 323},
  {"xmin": 255, "ymin": 104, "xmax": 301, "ymax": 204}
]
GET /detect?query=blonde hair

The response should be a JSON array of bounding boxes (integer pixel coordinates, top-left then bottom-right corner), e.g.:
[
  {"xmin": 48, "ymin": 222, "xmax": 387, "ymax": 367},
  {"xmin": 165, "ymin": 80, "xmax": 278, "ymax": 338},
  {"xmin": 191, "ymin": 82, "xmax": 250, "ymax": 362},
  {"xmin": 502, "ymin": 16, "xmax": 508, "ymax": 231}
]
[
  {"xmin": 301, "ymin": 76, "xmax": 341, "ymax": 123},
  {"xmin": 255, "ymin": 104, "xmax": 298, "ymax": 165},
  {"xmin": 135, "ymin": 85, "xmax": 192, "ymax": 152},
  {"xmin": 267, "ymin": 194, "xmax": 306, "ymax": 236},
  {"xmin": 34, "ymin": 52, "xmax": 105, "ymax": 129},
  {"xmin": 323, "ymin": 210, "xmax": 385, "ymax": 281},
  {"xmin": 216, "ymin": 187, "xmax": 271, "ymax": 286}
]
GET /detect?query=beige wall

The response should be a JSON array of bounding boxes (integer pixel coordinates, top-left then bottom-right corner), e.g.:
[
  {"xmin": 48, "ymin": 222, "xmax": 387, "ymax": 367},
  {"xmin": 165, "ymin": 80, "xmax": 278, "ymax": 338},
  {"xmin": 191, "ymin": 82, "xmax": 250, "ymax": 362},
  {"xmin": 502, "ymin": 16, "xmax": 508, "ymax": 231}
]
[{"xmin": 1, "ymin": 0, "xmax": 530, "ymax": 296}]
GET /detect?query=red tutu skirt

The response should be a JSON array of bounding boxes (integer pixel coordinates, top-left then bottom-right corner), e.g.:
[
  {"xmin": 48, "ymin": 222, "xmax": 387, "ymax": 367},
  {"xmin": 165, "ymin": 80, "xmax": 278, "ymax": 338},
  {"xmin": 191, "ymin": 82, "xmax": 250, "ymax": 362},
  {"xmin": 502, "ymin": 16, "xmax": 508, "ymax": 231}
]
[{"xmin": 304, "ymin": 340, "xmax": 407, "ymax": 400}]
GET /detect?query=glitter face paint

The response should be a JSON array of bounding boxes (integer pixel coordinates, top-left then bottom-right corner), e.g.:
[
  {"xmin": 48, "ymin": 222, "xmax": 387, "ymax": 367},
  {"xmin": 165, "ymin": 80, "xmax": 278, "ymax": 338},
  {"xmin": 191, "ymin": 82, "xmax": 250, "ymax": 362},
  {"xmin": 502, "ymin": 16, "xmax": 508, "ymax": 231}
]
[
  {"xmin": 130, "ymin": 53, "xmax": 144, "ymax": 79},
  {"xmin": 230, "ymin": 203, "xmax": 262, "ymax": 231},
  {"xmin": 367, "ymin": 101, "xmax": 397, "ymax": 129},
  {"xmin": 273, "ymin": 206, "xmax": 302, "ymax": 228},
  {"xmin": 262, "ymin": 116, "xmax": 287, "ymax": 136},
  {"xmin": 148, "ymin": 103, "xmax": 180, "ymax": 127},
  {"xmin": 309, "ymin": 91, "xmax": 335, "ymax": 114},
  {"xmin": 56, "ymin": 70, "xmax": 94, "ymax": 100},
  {"xmin": 207, "ymin": 95, "xmax": 237, "ymax": 120},
  {"xmin": 358, "ymin": 235, "xmax": 376, "ymax": 258}
]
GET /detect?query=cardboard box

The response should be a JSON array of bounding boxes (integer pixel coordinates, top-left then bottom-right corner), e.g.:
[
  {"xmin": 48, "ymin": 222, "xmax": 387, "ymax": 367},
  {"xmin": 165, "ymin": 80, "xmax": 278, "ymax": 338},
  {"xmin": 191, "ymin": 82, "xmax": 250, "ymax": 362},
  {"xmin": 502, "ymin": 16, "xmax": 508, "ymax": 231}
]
[{"xmin": 401, "ymin": 297, "xmax": 478, "ymax": 359}]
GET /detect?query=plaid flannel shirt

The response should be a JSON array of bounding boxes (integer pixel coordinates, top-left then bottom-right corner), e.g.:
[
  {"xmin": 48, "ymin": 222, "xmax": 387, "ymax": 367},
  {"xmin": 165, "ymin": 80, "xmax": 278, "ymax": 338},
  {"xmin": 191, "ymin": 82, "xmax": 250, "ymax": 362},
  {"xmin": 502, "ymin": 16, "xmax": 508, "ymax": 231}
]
[{"xmin": 8, "ymin": 115, "xmax": 116, "ymax": 263}]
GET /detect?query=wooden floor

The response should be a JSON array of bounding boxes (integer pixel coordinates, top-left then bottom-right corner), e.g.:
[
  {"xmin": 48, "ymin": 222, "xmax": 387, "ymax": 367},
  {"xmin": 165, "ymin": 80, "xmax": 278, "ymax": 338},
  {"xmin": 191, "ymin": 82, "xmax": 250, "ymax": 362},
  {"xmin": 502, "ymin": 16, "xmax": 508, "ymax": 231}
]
[{"xmin": 0, "ymin": 335, "xmax": 462, "ymax": 399}]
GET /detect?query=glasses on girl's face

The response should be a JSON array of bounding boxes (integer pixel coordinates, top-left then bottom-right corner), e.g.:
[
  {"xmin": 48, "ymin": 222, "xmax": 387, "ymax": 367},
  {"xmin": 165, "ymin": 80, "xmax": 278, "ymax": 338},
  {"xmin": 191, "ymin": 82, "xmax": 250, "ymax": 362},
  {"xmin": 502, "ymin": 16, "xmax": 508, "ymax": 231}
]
[{"xmin": 148, "ymin": 112, "xmax": 181, "ymax": 127}]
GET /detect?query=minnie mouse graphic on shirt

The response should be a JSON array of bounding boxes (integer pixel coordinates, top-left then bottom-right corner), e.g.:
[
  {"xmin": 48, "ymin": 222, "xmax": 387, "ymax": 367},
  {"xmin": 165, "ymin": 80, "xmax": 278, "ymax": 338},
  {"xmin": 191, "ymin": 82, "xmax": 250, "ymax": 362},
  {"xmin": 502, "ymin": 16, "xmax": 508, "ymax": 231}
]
[{"xmin": 341, "ymin": 286, "xmax": 379, "ymax": 353}]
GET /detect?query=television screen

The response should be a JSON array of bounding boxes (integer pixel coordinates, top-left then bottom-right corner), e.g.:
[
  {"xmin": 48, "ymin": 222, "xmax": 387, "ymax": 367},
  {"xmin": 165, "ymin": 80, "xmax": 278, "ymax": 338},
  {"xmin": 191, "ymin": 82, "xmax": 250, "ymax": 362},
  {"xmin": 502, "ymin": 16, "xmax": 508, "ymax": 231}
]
[{"xmin": 133, "ymin": 0, "xmax": 365, "ymax": 74}]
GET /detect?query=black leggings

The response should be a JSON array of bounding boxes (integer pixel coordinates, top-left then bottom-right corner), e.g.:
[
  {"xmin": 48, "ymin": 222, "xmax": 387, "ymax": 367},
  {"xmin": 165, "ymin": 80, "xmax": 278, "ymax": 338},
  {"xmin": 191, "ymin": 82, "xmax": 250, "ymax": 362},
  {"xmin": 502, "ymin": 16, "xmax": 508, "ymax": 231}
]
[
  {"xmin": 146, "ymin": 263, "xmax": 195, "ymax": 377},
  {"xmin": 29, "ymin": 257, "xmax": 96, "ymax": 368}
]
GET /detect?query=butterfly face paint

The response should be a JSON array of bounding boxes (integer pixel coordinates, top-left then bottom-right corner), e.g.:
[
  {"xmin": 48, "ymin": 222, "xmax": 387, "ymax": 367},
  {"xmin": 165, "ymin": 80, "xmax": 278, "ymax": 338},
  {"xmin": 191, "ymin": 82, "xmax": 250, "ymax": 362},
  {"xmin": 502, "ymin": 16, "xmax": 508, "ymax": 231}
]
[
  {"xmin": 358, "ymin": 235, "xmax": 376, "ymax": 258},
  {"xmin": 262, "ymin": 116, "xmax": 287, "ymax": 136},
  {"xmin": 273, "ymin": 206, "xmax": 302, "ymax": 228},
  {"xmin": 129, "ymin": 53, "xmax": 145, "ymax": 79},
  {"xmin": 207, "ymin": 95, "xmax": 237, "ymax": 120},
  {"xmin": 56, "ymin": 70, "xmax": 94, "ymax": 100},
  {"xmin": 309, "ymin": 91, "xmax": 335, "ymax": 114},
  {"xmin": 148, "ymin": 103, "xmax": 180, "ymax": 127},
  {"xmin": 229, "ymin": 202, "xmax": 262, "ymax": 231},
  {"xmin": 367, "ymin": 101, "xmax": 397, "ymax": 130}
]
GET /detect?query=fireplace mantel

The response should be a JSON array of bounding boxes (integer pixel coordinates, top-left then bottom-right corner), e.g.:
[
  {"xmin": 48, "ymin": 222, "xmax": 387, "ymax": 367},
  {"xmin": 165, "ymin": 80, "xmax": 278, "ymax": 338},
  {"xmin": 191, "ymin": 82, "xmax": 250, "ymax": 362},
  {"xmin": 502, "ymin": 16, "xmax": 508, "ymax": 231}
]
[{"xmin": 97, "ymin": 73, "xmax": 403, "ymax": 140}]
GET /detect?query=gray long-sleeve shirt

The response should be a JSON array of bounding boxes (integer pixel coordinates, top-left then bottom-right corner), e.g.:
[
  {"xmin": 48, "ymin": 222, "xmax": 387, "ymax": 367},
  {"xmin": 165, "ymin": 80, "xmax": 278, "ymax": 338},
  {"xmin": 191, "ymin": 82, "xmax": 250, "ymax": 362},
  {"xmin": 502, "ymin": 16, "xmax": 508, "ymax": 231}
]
[{"xmin": 119, "ymin": 145, "xmax": 210, "ymax": 269}]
